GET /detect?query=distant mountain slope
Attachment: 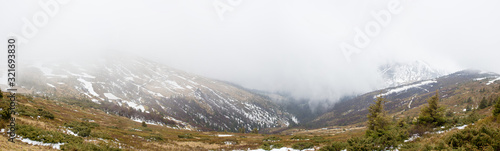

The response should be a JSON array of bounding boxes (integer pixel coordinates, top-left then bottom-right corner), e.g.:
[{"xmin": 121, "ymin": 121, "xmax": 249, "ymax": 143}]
[
  {"xmin": 309, "ymin": 69, "xmax": 500, "ymax": 128},
  {"xmin": 261, "ymin": 60, "xmax": 449, "ymax": 125},
  {"xmin": 14, "ymin": 55, "xmax": 297, "ymax": 132},
  {"xmin": 380, "ymin": 60, "xmax": 447, "ymax": 88}
]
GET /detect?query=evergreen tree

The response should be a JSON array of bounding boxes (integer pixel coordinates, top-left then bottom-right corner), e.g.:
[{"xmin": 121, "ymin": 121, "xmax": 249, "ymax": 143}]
[
  {"xmin": 466, "ymin": 104, "xmax": 472, "ymax": 112},
  {"xmin": 361, "ymin": 96, "xmax": 408, "ymax": 150},
  {"xmin": 366, "ymin": 96, "xmax": 390, "ymax": 138},
  {"xmin": 142, "ymin": 121, "xmax": 147, "ymax": 127},
  {"xmin": 251, "ymin": 128, "xmax": 259, "ymax": 134},
  {"xmin": 466, "ymin": 97, "xmax": 473, "ymax": 103},
  {"xmin": 479, "ymin": 97, "xmax": 488, "ymax": 109},
  {"xmin": 488, "ymin": 97, "xmax": 494, "ymax": 106},
  {"xmin": 493, "ymin": 97, "xmax": 500, "ymax": 116},
  {"xmin": 417, "ymin": 91, "xmax": 446, "ymax": 127}
]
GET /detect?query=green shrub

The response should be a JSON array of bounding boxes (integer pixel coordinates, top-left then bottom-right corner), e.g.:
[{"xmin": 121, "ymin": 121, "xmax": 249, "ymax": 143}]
[
  {"xmin": 138, "ymin": 126, "xmax": 152, "ymax": 132},
  {"xmin": 260, "ymin": 142, "xmax": 283, "ymax": 150},
  {"xmin": 346, "ymin": 137, "xmax": 375, "ymax": 151},
  {"xmin": 290, "ymin": 135, "xmax": 308, "ymax": 140},
  {"xmin": 145, "ymin": 133, "xmax": 164, "ymax": 141},
  {"xmin": 312, "ymin": 136, "xmax": 329, "ymax": 143},
  {"xmin": 17, "ymin": 105, "xmax": 38, "ymax": 117},
  {"xmin": 493, "ymin": 97, "xmax": 500, "ymax": 116},
  {"xmin": 59, "ymin": 97, "xmax": 100, "ymax": 109},
  {"xmin": 263, "ymin": 136, "xmax": 281, "ymax": 142},
  {"xmin": 0, "ymin": 101, "xmax": 11, "ymax": 120},
  {"xmin": 292, "ymin": 142, "xmax": 314, "ymax": 150},
  {"xmin": 61, "ymin": 142, "xmax": 121, "ymax": 151},
  {"xmin": 107, "ymin": 126, "xmax": 118, "ymax": 129},
  {"xmin": 319, "ymin": 141, "xmax": 347, "ymax": 151},
  {"xmin": 16, "ymin": 106, "xmax": 55, "ymax": 120},
  {"xmin": 90, "ymin": 131, "xmax": 112, "ymax": 140},
  {"xmin": 273, "ymin": 143, "xmax": 283, "ymax": 148},
  {"xmin": 16, "ymin": 124, "xmax": 82, "ymax": 144},
  {"xmin": 64, "ymin": 121, "xmax": 99, "ymax": 137},
  {"xmin": 39, "ymin": 110, "xmax": 55, "ymax": 119},
  {"xmin": 178, "ymin": 133, "xmax": 193, "ymax": 139},
  {"xmin": 371, "ymin": 127, "xmax": 408, "ymax": 149},
  {"xmin": 445, "ymin": 126, "xmax": 500, "ymax": 150},
  {"xmin": 399, "ymin": 142, "xmax": 422, "ymax": 151},
  {"xmin": 260, "ymin": 142, "xmax": 272, "ymax": 150}
]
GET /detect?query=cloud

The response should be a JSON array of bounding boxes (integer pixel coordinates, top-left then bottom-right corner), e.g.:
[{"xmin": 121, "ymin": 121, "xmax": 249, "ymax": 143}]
[{"xmin": 1, "ymin": 0, "xmax": 499, "ymax": 107}]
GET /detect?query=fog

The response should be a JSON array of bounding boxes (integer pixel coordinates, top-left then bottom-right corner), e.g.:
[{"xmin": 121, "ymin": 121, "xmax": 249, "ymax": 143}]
[{"xmin": 1, "ymin": 0, "xmax": 500, "ymax": 105}]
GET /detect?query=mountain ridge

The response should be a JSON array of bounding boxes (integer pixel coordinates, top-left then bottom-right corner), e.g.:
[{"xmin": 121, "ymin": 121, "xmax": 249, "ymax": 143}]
[
  {"xmin": 12, "ymin": 55, "xmax": 298, "ymax": 132},
  {"xmin": 307, "ymin": 69, "xmax": 500, "ymax": 128}
]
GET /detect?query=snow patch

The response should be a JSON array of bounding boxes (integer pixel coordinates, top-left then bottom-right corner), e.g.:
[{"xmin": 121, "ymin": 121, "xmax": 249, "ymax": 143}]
[
  {"xmin": 456, "ymin": 124, "xmax": 467, "ymax": 130},
  {"xmin": 82, "ymin": 73, "xmax": 96, "ymax": 78},
  {"xmin": 20, "ymin": 137, "xmax": 65, "ymax": 150},
  {"xmin": 145, "ymin": 89, "xmax": 164, "ymax": 97},
  {"xmin": 486, "ymin": 77, "xmax": 500, "ymax": 85},
  {"xmin": 434, "ymin": 125, "xmax": 468, "ymax": 134},
  {"xmin": 123, "ymin": 100, "xmax": 145, "ymax": 111},
  {"xmin": 91, "ymin": 99, "xmax": 100, "ymax": 103},
  {"xmin": 104, "ymin": 93, "xmax": 121, "ymax": 100},
  {"xmin": 375, "ymin": 80, "xmax": 437, "ymax": 98},
  {"xmin": 408, "ymin": 95, "xmax": 416, "ymax": 109},
  {"xmin": 404, "ymin": 134, "xmax": 420, "ymax": 142},
  {"xmin": 474, "ymin": 77, "xmax": 488, "ymax": 81},
  {"xmin": 62, "ymin": 128, "xmax": 78, "ymax": 136},
  {"xmin": 47, "ymin": 83, "xmax": 55, "ymax": 88},
  {"xmin": 291, "ymin": 116, "xmax": 299, "ymax": 124},
  {"xmin": 166, "ymin": 80, "xmax": 184, "ymax": 90},
  {"xmin": 131, "ymin": 117, "xmax": 162, "ymax": 126},
  {"xmin": 77, "ymin": 78, "xmax": 99, "ymax": 97}
]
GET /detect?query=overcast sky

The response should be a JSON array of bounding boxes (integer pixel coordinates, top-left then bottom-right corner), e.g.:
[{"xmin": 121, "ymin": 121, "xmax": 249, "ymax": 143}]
[{"xmin": 1, "ymin": 0, "xmax": 500, "ymax": 104}]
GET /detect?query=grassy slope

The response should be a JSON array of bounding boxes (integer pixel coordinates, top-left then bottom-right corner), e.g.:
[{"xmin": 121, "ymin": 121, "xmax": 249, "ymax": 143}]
[
  {"xmin": 0, "ymin": 93, "xmax": 362, "ymax": 150},
  {"xmin": 312, "ymin": 78, "xmax": 500, "ymax": 128}
]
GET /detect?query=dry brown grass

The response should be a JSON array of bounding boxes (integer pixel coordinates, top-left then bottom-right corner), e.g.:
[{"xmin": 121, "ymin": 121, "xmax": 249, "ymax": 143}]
[
  {"xmin": 175, "ymin": 141, "xmax": 222, "ymax": 150},
  {"xmin": 16, "ymin": 117, "xmax": 57, "ymax": 132}
]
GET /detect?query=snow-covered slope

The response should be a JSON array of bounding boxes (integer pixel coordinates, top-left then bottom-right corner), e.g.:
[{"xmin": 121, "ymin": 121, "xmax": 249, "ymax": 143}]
[
  {"xmin": 15, "ymin": 55, "xmax": 297, "ymax": 132},
  {"xmin": 379, "ymin": 60, "xmax": 447, "ymax": 88}
]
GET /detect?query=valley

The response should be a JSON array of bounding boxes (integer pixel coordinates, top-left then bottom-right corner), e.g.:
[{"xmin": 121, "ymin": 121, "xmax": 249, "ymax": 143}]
[{"xmin": 0, "ymin": 57, "xmax": 499, "ymax": 150}]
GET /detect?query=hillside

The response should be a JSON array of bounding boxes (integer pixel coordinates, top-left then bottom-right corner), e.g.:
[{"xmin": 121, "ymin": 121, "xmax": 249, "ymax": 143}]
[
  {"xmin": 10, "ymin": 55, "xmax": 297, "ymax": 132},
  {"xmin": 0, "ymin": 93, "xmax": 360, "ymax": 150},
  {"xmin": 310, "ymin": 69, "xmax": 500, "ymax": 128}
]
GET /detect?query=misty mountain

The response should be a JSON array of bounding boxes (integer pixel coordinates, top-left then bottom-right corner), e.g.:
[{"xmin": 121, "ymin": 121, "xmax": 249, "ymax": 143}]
[
  {"xmin": 12, "ymin": 56, "xmax": 298, "ymax": 132},
  {"xmin": 309, "ymin": 69, "xmax": 500, "ymax": 128},
  {"xmin": 380, "ymin": 60, "xmax": 447, "ymax": 88},
  {"xmin": 256, "ymin": 60, "xmax": 448, "ymax": 124}
]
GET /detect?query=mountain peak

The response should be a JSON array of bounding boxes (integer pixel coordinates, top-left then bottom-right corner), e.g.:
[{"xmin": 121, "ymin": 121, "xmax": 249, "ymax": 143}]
[{"xmin": 379, "ymin": 60, "xmax": 447, "ymax": 88}]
